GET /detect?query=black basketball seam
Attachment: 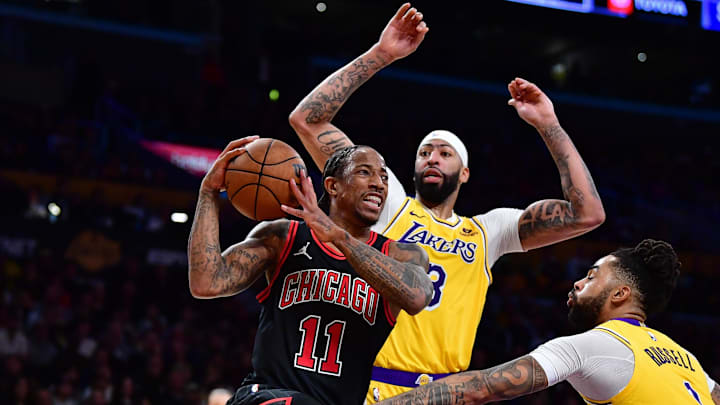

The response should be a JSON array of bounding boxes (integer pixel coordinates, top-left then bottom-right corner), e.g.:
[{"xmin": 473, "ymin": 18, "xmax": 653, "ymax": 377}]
[
  {"xmin": 244, "ymin": 148, "xmax": 263, "ymax": 165},
  {"xmin": 229, "ymin": 182, "xmax": 257, "ymax": 202},
  {"xmin": 244, "ymin": 145, "xmax": 297, "ymax": 166},
  {"xmin": 262, "ymin": 156, "xmax": 299, "ymax": 166},
  {"xmin": 226, "ymin": 168, "xmax": 293, "ymax": 183},
  {"xmin": 255, "ymin": 139, "xmax": 274, "ymax": 219}
]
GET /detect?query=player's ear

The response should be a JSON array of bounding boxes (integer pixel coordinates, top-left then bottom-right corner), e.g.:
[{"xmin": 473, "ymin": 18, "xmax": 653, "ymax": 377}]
[
  {"xmin": 459, "ymin": 166, "xmax": 470, "ymax": 184},
  {"xmin": 324, "ymin": 176, "xmax": 339, "ymax": 197},
  {"xmin": 610, "ymin": 285, "xmax": 632, "ymax": 305}
]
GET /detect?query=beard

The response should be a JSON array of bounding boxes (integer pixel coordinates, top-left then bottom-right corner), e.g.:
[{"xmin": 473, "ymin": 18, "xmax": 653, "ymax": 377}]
[
  {"xmin": 567, "ymin": 287, "xmax": 611, "ymax": 332},
  {"xmin": 413, "ymin": 168, "xmax": 461, "ymax": 205}
]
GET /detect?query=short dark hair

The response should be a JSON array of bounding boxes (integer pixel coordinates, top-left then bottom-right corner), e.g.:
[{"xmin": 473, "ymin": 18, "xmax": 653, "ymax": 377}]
[
  {"xmin": 611, "ymin": 239, "xmax": 681, "ymax": 317},
  {"xmin": 317, "ymin": 146, "xmax": 360, "ymax": 213}
]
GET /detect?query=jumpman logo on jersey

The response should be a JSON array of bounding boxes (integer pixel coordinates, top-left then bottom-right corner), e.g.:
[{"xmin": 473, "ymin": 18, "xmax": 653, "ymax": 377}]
[{"xmin": 293, "ymin": 242, "xmax": 312, "ymax": 260}]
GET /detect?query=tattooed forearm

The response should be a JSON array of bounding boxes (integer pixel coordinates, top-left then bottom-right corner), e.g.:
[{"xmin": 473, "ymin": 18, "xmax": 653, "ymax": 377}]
[
  {"xmin": 335, "ymin": 236, "xmax": 431, "ymax": 314},
  {"xmin": 317, "ymin": 129, "xmax": 351, "ymax": 156},
  {"xmin": 519, "ymin": 124, "xmax": 604, "ymax": 248},
  {"xmin": 711, "ymin": 383, "xmax": 720, "ymax": 405},
  {"xmin": 379, "ymin": 356, "xmax": 547, "ymax": 405},
  {"xmin": 187, "ymin": 192, "xmax": 279, "ymax": 298},
  {"xmin": 299, "ymin": 54, "xmax": 387, "ymax": 125}
]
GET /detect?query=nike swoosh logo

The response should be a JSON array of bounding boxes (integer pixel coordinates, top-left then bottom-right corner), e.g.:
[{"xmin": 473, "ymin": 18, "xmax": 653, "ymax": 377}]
[{"xmin": 409, "ymin": 211, "xmax": 426, "ymax": 218}]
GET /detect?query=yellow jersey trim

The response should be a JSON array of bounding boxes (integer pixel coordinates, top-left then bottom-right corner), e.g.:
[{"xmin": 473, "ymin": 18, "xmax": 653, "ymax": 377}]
[
  {"xmin": 470, "ymin": 217, "xmax": 492, "ymax": 285},
  {"xmin": 382, "ymin": 198, "xmax": 412, "ymax": 234},
  {"xmin": 593, "ymin": 326, "xmax": 633, "ymax": 350}
]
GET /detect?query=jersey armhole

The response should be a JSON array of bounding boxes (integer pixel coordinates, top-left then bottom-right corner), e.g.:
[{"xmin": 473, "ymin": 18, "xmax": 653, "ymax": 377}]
[
  {"xmin": 256, "ymin": 221, "xmax": 299, "ymax": 302},
  {"xmin": 383, "ymin": 299, "xmax": 397, "ymax": 326}
]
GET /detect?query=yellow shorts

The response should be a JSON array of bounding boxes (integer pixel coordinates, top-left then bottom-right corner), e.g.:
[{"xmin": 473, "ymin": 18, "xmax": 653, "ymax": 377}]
[
  {"xmin": 365, "ymin": 380, "xmax": 413, "ymax": 404},
  {"xmin": 365, "ymin": 368, "xmax": 456, "ymax": 403}
]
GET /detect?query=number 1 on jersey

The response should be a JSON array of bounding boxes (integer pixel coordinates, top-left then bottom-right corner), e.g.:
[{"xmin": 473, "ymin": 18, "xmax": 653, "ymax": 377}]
[
  {"xmin": 684, "ymin": 381, "xmax": 703, "ymax": 404},
  {"xmin": 294, "ymin": 315, "xmax": 346, "ymax": 376}
]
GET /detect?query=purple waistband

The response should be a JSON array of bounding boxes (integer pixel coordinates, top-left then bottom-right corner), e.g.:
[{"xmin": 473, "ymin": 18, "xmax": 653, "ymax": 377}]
[{"xmin": 371, "ymin": 366, "xmax": 454, "ymax": 388}]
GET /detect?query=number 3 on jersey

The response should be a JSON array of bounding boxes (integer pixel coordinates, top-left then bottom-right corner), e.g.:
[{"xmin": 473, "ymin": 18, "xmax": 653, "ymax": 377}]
[
  {"xmin": 426, "ymin": 263, "xmax": 447, "ymax": 311},
  {"xmin": 294, "ymin": 315, "xmax": 346, "ymax": 376}
]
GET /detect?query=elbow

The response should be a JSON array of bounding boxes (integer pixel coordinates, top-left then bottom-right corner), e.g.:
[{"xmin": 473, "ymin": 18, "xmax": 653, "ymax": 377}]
[
  {"xmin": 404, "ymin": 303, "xmax": 425, "ymax": 316},
  {"xmin": 580, "ymin": 206, "xmax": 606, "ymax": 230},
  {"xmin": 188, "ymin": 275, "xmax": 215, "ymax": 299},
  {"xmin": 288, "ymin": 110, "xmax": 307, "ymax": 135},
  {"xmin": 189, "ymin": 283, "xmax": 210, "ymax": 299},
  {"xmin": 405, "ymin": 280, "xmax": 434, "ymax": 315}
]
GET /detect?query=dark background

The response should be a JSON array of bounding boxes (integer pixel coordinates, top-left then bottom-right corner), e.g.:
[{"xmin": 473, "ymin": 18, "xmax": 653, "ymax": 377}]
[{"xmin": 1, "ymin": 1, "xmax": 718, "ymax": 404}]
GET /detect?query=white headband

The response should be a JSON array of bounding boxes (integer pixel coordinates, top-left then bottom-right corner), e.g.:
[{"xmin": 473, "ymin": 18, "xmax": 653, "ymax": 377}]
[{"xmin": 417, "ymin": 130, "xmax": 468, "ymax": 167}]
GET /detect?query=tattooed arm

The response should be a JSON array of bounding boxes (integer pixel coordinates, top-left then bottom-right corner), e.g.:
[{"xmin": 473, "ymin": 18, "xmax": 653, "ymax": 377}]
[
  {"xmin": 187, "ymin": 192, "xmax": 287, "ymax": 298},
  {"xmin": 289, "ymin": 3, "xmax": 429, "ymax": 170},
  {"xmin": 507, "ymin": 78, "xmax": 605, "ymax": 251},
  {"xmin": 377, "ymin": 356, "xmax": 547, "ymax": 405},
  {"xmin": 711, "ymin": 379, "xmax": 720, "ymax": 405},
  {"xmin": 336, "ymin": 238, "xmax": 431, "ymax": 316},
  {"xmin": 187, "ymin": 136, "xmax": 287, "ymax": 298}
]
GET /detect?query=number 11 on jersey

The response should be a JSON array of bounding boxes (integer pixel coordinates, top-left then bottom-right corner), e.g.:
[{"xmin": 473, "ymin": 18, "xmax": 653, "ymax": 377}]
[{"xmin": 294, "ymin": 315, "xmax": 346, "ymax": 376}]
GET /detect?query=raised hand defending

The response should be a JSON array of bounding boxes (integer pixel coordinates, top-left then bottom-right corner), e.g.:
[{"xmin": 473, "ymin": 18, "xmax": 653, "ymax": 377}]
[
  {"xmin": 507, "ymin": 78, "xmax": 559, "ymax": 131},
  {"xmin": 376, "ymin": 3, "xmax": 429, "ymax": 62}
]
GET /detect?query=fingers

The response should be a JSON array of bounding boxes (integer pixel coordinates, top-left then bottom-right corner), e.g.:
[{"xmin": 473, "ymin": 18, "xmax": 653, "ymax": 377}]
[
  {"xmin": 281, "ymin": 204, "xmax": 304, "ymax": 219},
  {"xmin": 416, "ymin": 21, "xmax": 429, "ymax": 33},
  {"xmin": 222, "ymin": 147, "xmax": 247, "ymax": 161},
  {"xmin": 402, "ymin": 7, "xmax": 417, "ymax": 22},
  {"xmin": 289, "ymin": 178, "xmax": 309, "ymax": 209},
  {"xmin": 508, "ymin": 80, "xmax": 520, "ymax": 100},
  {"xmin": 394, "ymin": 3, "xmax": 411, "ymax": 21},
  {"xmin": 301, "ymin": 171, "xmax": 319, "ymax": 205},
  {"xmin": 222, "ymin": 135, "xmax": 260, "ymax": 154}
]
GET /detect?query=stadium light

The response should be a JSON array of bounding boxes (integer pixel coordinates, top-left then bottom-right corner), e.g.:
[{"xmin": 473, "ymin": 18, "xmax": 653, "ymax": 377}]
[
  {"xmin": 171, "ymin": 212, "xmax": 189, "ymax": 223},
  {"xmin": 316, "ymin": 2, "xmax": 327, "ymax": 13},
  {"xmin": 48, "ymin": 202, "xmax": 61, "ymax": 217}
]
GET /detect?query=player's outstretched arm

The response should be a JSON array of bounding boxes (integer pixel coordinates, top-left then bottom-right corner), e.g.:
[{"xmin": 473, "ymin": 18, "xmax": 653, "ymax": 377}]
[
  {"xmin": 507, "ymin": 78, "xmax": 606, "ymax": 251},
  {"xmin": 281, "ymin": 171, "xmax": 432, "ymax": 315},
  {"xmin": 377, "ymin": 355, "xmax": 548, "ymax": 405},
  {"xmin": 711, "ymin": 380, "xmax": 720, "ymax": 405},
  {"xmin": 289, "ymin": 2, "xmax": 429, "ymax": 171},
  {"xmin": 188, "ymin": 137, "xmax": 286, "ymax": 298}
]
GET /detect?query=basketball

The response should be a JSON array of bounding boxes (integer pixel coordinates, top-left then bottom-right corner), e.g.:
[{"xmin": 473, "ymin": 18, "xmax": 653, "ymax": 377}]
[{"xmin": 224, "ymin": 138, "xmax": 306, "ymax": 221}]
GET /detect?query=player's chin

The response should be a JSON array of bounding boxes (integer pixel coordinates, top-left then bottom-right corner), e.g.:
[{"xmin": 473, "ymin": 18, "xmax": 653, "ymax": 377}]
[{"xmin": 356, "ymin": 207, "xmax": 381, "ymax": 227}]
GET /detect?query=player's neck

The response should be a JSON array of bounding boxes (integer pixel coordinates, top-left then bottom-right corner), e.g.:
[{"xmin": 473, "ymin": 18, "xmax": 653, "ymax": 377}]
[
  {"xmin": 328, "ymin": 213, "xmax": 372, "ymax": 241},
  {"xmin": 599, "ymin": 307, "xmax": 646, "ymax": 325},
  {"xmin": 418, "ymin": 191, "xmax": 459, "ymax": 220}
]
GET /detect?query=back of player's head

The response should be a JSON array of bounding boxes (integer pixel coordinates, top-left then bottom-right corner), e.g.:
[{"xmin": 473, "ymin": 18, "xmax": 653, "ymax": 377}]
[
  {"xmin": 611, "ymin": 239, "xmax": 681, "ymax": 317},
  {"xmin": 318, "ymin": 145, "xmax": 360, "ymax": 213}
]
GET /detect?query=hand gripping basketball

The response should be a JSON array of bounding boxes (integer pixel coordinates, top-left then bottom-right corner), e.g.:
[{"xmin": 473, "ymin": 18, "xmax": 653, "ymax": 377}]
[
  {"xmin": 281, "ymin": 171, "xmax": 344, "ymax": 243},
  {"xmin": 201, "ymin": 136, "xmax": 259, "ymax": 194}
]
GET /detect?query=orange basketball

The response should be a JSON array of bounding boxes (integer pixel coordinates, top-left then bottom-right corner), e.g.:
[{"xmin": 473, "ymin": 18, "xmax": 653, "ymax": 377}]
[{"xmin": 224, "ymin": 138, "xmax": 306, "ymax": 220}]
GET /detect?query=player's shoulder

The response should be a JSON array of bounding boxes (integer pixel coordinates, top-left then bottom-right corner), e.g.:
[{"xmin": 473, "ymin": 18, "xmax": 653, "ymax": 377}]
[
  {"xmin": 248, "ymin": 218, "xmax": 295, "ymax": 240},
  {"xmin": 470, "ymin": 208, "xmax": 523, "ymax": 232}
]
